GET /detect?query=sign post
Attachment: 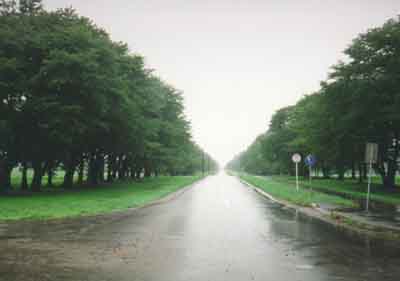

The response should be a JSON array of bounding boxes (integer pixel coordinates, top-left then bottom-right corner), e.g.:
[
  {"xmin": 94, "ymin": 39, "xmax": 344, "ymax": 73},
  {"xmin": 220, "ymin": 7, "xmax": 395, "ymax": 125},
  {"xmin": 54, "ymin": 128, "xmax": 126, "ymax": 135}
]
[
  {"xmin": 365, "ymin": 143, "xmax": 378, "ymax": 212},
  {"xmin": 292, "ymin": 153, "xmax": 302, "ymax": 192},
  {"xmin": 305, "ymin": 154, "xmax": 317, "ymax": 184}
]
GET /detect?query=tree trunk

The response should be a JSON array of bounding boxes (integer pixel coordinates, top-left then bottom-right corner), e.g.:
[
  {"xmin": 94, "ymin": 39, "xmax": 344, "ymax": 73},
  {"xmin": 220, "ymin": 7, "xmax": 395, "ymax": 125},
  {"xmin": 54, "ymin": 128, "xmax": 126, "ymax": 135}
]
[
  {"xmin": 106, "ymin": 154, "xmax": 116, "ymax": 182},
  {"xmin": 0, "ymin": 160, "xmax": 12, "ymax": 192},
  {"xmin": 351, "ymin": 161, "xmax": 356, "ymax": 180},
  {"xmin": 111, "ymin": 167, "xmax": 116, "ymax": 182},
  {"xmin": 117, "ymin": 154, "xmax": 125, "ymax": 180},
  {"xmin": 88, "ymin": 152, "xmax": 105, "ymax": 185},
  {"xmin": 47, "ymin": 169, "xmax": 53, "ymax": 187},
  {"xmin": 98, "ymin": 154, "xmax": 105, "ymax": 182},
  {"xmin": 322, "ymin": 162, "xmax": 330, "ymax": 179},
  {"xmin": 78, "ymin": 155, "xmax": 85, "ymax": 185},
  {"xmin": 382, "ymin": 135, "xmax": 399, "ymax": 189},
  {"xmin": 305, "ymin": 166, "xmax": 309, "ymax": 179},
  {"xmin": 20, "ymin": 162, "xmax": 29, "ymax": 191},
  {"xmin": 381, "ymin": 160, "xmax": 397, "ymax": 189},
  {"xmin": 144, "ymin": 159, "xmax": 151, "ymax": 178},
  {"xmin": 383, "ymin": 174, "xmax": 396, "ymax": 189},
  {"xmin": 106, "ymin": 157, "xmax": 112, "ymax": 182},
  {"xmin": 63, "ymin": 167, "xmax": 75, "ymax": 188},
  {"xmin": 337, "ymin": 164, "xmax": 345, "ymax": 181},
  {"xmin": 43, "ymin": 160, "xmax": 54, "ymax": 188},
  {"xmin": 63, "ymin": 154, "xmax": 78, "ymax": 188},
  {"xmin": 357, "ymin": 162, "xmax": 364, "ymax": 183},
  {"xmin": 31, "ymin": 161, "xmax": 44, "ymax": 192},
  {"xmin": 363, "ymin": 164, "xmax": 368, "ymax": 180},
  {"xmin": 135, "ymin": 168, "xmax": 142, "ymax": 180},
  {"xmin": 375, "ymin": 134, "xmax": 399, "ymax": 189},
  {"xmin": 87, "ymin": 153, "xmax": 98, "ymax": 185},
  {"xmin": 123, "ymin": 157, "xmax": 130, "ymax": 179}
]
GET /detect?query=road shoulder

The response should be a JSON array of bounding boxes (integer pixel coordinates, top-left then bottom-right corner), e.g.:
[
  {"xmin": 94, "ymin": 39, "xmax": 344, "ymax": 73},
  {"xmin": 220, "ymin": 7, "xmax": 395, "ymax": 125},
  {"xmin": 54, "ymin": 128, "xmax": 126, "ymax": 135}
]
[
  {"xmin": 0, "ymin": 177, "xmax": 205, "ymax": 239},
  {"xmin": 238, "ymin": 177, "xmax": 400, "ymax": 241}
]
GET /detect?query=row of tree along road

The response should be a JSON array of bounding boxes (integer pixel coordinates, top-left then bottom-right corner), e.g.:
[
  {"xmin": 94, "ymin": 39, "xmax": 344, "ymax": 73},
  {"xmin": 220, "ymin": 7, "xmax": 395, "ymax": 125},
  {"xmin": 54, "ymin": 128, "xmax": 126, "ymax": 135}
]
[
  {"xmin": 0, "ymin": 0, "xmax": 218, "ymax": 192},
  {"xmin": 227, "ymin": 16, "xmax": 400, "ymax": 189}
]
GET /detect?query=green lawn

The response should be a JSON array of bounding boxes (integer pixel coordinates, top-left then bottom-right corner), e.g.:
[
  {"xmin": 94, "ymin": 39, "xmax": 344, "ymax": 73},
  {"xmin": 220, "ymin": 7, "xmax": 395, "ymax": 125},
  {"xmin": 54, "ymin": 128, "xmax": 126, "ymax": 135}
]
[
  {"xmin": 0, "ymin": 176, "xmax": 202, "ymax": 221},
  {"xmin": 371, "ymin": 175, "xmax": 400, "ymax": 185},
  {"xmin": 10, "ymin": 168, "xmax": 76, "ymax": 189},
  {"xmin": 270, "ymin": 176, "xmax": 400, "ymax": 205},
  {"xmin": 240, "ymin": 174, "xmax": 356, "ymax": 208}
]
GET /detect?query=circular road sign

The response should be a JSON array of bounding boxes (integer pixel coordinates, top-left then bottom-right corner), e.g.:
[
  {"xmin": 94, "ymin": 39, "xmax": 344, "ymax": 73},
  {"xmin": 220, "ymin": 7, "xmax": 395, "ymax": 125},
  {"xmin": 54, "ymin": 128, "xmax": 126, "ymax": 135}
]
[
  {"xmin": 292, "ymin": 153, "xmax": 302, "ymax": 163},
  {"xmin": 305, "ymin": 154, "xmax": 317, "ymax": 167}
]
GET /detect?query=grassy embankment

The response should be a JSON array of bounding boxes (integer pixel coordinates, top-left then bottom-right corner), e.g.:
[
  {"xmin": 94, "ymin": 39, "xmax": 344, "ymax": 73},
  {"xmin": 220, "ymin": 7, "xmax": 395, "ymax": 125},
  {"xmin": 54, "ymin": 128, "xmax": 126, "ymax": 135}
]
[
  {"xmin": 0, "ymin": 175, "xmax": 202, "ymax": 221},
  {"xmin": 270, "ymin": 176, "xmax": 400, "ymax": 205},
  {"xmin": 239, "ymin": 174, "xmax": 356, "ymax": 208}
]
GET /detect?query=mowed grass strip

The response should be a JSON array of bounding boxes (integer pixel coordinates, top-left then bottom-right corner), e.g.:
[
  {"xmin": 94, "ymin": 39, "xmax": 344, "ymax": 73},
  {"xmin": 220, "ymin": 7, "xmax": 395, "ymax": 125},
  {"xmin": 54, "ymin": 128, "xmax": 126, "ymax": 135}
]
[
  {"xmin": 0, "ymin": 176, "xmax": 201, "ymax": 221},
  {"xmin": 270, "ymin": 176, "xmax": 400, "ymax": 205},
  {"xmin": 240, "ymin": 175, "xmax": 356, "ymax": 208}
]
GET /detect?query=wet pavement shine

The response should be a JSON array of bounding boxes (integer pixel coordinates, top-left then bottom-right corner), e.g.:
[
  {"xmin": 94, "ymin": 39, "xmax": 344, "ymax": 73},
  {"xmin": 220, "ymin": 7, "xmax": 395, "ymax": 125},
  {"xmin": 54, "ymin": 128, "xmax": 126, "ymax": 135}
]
[{"xmin": 1, "ymin": 172, "xmax": 400, "ymax": 281}]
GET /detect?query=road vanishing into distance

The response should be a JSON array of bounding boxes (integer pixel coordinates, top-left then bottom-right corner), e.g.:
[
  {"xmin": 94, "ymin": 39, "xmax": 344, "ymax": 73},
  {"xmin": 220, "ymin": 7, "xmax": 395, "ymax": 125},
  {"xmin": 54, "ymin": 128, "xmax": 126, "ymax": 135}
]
[{"xmin": 1, "ymin": 172, "xmax": 400, "ymax": 281}]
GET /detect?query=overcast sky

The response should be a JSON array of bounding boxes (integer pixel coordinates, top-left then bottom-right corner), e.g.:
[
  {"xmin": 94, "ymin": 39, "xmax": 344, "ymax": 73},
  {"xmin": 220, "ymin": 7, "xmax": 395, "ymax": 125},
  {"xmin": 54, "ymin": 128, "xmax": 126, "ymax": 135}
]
[{"xmin": 44, "ymin": 0, "xmax": 400, "ymax": 165}]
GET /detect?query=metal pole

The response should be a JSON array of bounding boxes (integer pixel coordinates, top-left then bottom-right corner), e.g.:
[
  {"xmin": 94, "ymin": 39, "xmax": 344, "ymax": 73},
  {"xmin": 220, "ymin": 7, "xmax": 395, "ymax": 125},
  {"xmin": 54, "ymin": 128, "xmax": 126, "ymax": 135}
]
[
  {"xmin": 366, "ymin": 159, "xmax": 372, "ymax": 212},
  {"xmin": 296, "ymin": 163, "xmax": 299, "ymax": 192},
  {"xmin": 309, "ymin": 165, "xmax": 312, "ymax": 183}
]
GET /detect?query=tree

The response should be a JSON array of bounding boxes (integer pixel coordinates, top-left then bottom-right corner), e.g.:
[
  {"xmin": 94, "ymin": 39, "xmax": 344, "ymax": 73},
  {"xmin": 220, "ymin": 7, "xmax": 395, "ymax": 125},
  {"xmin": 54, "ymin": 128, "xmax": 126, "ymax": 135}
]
[
  {"xmin": 228, "ymin": 16, "xmax": 400, "ymax": 189},
  {"xmin": 0, "ymin": 1, "xmax": 217, "ymax": 192},
  {"xmin": 332, "ymin": 17, "xmax": 400, "ymax": 188},
  {"xmin": 19, "ymin": 0, "xmax": 42, "ymax": 14}
]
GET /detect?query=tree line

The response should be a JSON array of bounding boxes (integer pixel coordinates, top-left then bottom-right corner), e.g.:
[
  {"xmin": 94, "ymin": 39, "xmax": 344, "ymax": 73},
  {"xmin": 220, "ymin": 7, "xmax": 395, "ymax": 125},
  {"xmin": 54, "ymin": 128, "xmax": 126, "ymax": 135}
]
[
  {"xmin": 0, "ymin": 0, "xmax": 218, "ymax": 192},
  {"xmin": 227, "ymin": 16, "xmax": 400, "ymax": 189}
]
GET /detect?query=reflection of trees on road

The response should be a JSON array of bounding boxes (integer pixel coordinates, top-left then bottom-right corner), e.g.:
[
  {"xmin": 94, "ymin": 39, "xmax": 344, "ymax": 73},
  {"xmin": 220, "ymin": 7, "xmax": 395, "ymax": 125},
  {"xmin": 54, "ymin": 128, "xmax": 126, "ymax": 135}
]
[{"xmin": 264, "ymin": 201, "xmax": 400, "ymax": 280}]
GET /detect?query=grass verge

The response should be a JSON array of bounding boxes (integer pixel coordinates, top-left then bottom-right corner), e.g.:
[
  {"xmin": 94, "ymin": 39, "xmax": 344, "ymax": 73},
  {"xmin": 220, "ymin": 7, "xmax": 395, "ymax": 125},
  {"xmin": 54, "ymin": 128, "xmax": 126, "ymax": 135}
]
[
  {"xmin": 0, "ymin": 176, "xmax": 202, "ymax": 221},
  {"xmin": 240, "ymin": 174, "xmax": 356, "ymax": 208},
  {"xmin": 270, "ymin": 176, "xmax": 400, "ymax": 205}
]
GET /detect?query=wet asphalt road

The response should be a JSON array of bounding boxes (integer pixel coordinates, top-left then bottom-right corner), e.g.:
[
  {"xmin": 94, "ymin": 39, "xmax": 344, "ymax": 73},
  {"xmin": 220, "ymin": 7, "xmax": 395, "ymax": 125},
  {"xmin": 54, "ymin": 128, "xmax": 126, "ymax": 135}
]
[{"xmin": 1, "ymin": 172, "xmax": 400, "ymax": 281}]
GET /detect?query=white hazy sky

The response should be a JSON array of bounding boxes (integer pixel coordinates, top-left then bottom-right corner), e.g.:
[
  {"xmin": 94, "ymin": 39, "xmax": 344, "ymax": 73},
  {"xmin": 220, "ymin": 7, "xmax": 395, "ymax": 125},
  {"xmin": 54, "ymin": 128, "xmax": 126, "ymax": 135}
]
[{"xmin": 44, "ymin": 0, "xmax": 400, "ymax": 165}]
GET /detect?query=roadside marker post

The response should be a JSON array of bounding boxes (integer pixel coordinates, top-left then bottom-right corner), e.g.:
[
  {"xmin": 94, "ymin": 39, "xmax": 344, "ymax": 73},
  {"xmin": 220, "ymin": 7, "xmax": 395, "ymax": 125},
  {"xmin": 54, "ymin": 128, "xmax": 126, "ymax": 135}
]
[
  {"xmin": 365, "ymin": 143, "xmax": 378, "ymax": 213},
  {"xmin": 292, "ymin": 153, "xmax": 302, "ymax": 192}
]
